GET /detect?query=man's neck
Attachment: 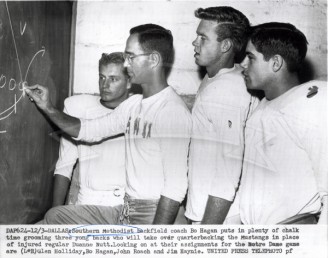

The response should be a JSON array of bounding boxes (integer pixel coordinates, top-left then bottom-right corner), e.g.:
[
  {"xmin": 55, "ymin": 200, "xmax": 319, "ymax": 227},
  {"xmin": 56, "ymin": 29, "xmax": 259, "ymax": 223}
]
[
  {"xmin": 141, "ymin": 72, "xmax": 168, "ymax": 98},
  {"xmin": 206, "ymin": 55, "xmax": 234, "ymax": 78},
  {"xmin": 265, "ymin": 75, "xmax": 300, "ymax": 101}
]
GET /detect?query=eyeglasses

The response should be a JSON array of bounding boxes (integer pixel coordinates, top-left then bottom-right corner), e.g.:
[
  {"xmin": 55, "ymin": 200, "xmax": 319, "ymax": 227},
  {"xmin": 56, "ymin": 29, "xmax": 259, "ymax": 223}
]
[{"xmin": 123, "ymin": 53, "xmax": 152, "ymax": 64}]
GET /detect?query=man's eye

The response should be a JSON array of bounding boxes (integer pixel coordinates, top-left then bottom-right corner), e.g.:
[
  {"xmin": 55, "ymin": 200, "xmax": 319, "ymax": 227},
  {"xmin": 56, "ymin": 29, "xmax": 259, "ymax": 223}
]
[
  {"xmin": 247, "ymin": 55, "xmax": 253, "ymax": 61},
  {"xmin": 99, "ymin": 76, "xmax": 105, "ymax": 80},
  {"xmin": 110, "ymin": 77, "xmax": 119, "ymax": 82}
]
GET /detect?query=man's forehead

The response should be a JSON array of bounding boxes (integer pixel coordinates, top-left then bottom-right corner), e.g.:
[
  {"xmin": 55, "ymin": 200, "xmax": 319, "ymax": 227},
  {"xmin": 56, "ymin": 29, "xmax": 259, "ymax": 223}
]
[
  {"xmin": 99, "ymin": 63, "xmax": 125, "ymax": 75},
  {"xmin": 246, "ymin": 41, "xmax": 257, "ymax": 54},
  {"xmin": 197, "ymin": 19, "xmax": 219, "ymax": 33},
  {"xmin": 125, "ymin": 33, "xmax": 142, "ymax": 53}
]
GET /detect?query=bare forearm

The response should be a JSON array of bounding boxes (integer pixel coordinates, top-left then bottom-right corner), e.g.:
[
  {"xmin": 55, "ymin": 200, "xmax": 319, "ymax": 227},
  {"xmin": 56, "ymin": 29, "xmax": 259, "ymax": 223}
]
[
  {"xmin": 43, "ymin": 105, "xmax": 81, "ymax": 138},
  {"xmin": 202, "ymin": 195, "xmax": 232, "ymax": 224},
  {"xmin": 52, "ymin": 175, "xmax": 71, "ymax": 207},
  {"xmin": 25, "ymin": 84, "xmax": 81, "ymax": 137},
  {"xmin": 153, "ymin": 196, "xmax": 180, "ymax": 224}
]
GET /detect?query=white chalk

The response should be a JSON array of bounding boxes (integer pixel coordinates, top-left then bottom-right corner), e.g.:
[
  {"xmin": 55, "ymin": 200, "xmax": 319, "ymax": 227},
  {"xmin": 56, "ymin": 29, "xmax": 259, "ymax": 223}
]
[{"xmin": 22, "ymin": 81, "xmax": 27, "ymax": 97}]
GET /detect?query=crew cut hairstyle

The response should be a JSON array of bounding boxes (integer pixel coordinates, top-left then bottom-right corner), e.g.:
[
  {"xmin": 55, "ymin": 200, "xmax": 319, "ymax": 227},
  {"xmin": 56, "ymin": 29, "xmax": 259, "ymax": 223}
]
[
  {"xmin": 99, "ymin": 52, "xmax": 128, "ymax": 77},
  {"xmin": 250, "ymin": 22, "xmax": 308, "ymax": 73},
  {"xmin": 195, "ymin": 6, "xmax": 250, "ymax": 54},
  {"xmin": 129, "ymin": 24, "xmax": 174, "ymax": 74}
]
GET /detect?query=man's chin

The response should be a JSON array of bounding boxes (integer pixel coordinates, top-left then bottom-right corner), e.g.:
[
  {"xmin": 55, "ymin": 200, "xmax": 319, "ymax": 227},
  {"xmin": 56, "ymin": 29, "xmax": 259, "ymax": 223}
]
[
  {"xmin": 243, "ymin": 78, "xmax": 253, "ymax": 89},
  {"xmin": 194, "ymin": 58, "xmax": 201, "ymax": 66},
  {"xmin": 194, "ymin": 58, "xmax": 207, "ymax": 67},
  {"xmin": 100, "ymin": 96, "xmax": 113, "ymax": 102}
]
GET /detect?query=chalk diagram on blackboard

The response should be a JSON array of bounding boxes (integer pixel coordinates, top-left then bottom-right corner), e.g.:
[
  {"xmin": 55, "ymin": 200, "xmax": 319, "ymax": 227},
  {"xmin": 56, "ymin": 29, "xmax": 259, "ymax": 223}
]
[{"xmin": 0, "ymin": 1, "xmax": 45, "ymax": 133}]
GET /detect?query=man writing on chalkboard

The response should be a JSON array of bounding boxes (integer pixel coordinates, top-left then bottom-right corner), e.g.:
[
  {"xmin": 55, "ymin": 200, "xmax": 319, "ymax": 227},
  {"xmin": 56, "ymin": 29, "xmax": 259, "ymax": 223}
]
[
  {"xmin": 41, "ymin": 52, "xmax": 130, "ymax": 224},
  {"xmin": 26, "ymin": 24, "xmax": 192, "ymax": 224}
]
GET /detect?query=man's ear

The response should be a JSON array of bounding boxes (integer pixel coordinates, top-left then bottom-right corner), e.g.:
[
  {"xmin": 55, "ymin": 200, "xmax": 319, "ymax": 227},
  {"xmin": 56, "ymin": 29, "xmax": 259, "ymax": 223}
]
[
  {"xmin": 149, "ymin": 51, "xmax": 161, "ymax": 69},
  {"xmin": 271, "ymin": 54, "xmax": 284, "ymax": 72},
  {"xmin": 221, "ymin": 38, "xmax": 233, "ymax": 53}
]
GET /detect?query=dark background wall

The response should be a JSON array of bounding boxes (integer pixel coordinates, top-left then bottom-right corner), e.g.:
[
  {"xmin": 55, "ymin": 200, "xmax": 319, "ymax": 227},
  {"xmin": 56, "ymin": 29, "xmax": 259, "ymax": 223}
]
[{"xmin": 0, "ymin": 1, "xmax": 73, "ymax": 224}]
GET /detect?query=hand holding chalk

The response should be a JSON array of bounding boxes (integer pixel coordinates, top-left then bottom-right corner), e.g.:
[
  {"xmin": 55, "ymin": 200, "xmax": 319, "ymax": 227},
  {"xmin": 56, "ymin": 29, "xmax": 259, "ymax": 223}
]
[
  {"xmin": 25, "ymin": 84, "xmax": 54, "ymax": 112},
  {"xmin": 22, "ymin": 81, "xmax": 33, "ymax": 100}
]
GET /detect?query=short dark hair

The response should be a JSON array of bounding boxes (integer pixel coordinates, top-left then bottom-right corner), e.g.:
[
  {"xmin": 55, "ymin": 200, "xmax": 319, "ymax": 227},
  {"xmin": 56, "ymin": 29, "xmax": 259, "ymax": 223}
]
[
  {"xmin": 195, "ymin": 6, "xmax": 250, "ymax": 54},
  {"xmin": 98, "ymin": 52, "xmax": 128, "ymax": 77},
  {"xmin": 250, "ymin": 22, "xmax": 308, "ymax": 72},
  {"xmin": 129, "ymin": 24, "xmax": 174, "ymax": 73}
]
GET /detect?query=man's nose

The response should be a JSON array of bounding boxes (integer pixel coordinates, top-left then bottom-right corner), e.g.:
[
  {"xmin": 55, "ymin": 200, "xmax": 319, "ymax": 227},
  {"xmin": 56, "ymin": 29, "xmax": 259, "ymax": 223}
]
[
  {"xmin": 192, "ymin": 37, "xmax": 199, "ymax": 47},
  {"xmin": 123, "ymin": 58, "xmax": 130, "ymax": 68},
  {"xmin": 240, "ymin": 57, "xmax": 248, "ymax": 69},
  {"xmin": 101, "ymin": 78, "xmax": 110, "ymax": 89}
]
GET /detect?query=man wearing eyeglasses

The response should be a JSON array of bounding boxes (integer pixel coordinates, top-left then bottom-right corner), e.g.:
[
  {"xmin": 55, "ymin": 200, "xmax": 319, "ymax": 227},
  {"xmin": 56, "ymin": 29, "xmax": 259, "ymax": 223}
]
[{"xmin": 26, "ymin": 24, "xmax": 192, "ymax": 225}]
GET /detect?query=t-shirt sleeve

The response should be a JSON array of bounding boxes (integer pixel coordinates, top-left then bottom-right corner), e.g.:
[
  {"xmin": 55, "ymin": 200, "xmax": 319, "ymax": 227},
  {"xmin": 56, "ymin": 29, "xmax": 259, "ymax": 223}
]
[
  {"xmin": 302, "ymin": 103, "xmax": 328, "ymax": 197},
  {"xmin": 54, "ymin": 104, "xmax": 78, "ymax": 179},
  {"xmin": 75, "ymin": 99, "xmax": 128, "ymax": 142},
  {"xmin": 284, "ymin": 84, "xmax": 327, "ymax": 203},
  {"xmin": 155, "ymin": 103, "xmax": 192, "ymax": 203}
]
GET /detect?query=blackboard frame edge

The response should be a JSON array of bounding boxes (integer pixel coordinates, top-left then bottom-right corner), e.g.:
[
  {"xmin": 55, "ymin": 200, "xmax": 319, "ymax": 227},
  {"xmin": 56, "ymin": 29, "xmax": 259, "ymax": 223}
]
[{"xmin": 69, "ymin": 1, "xmax": 78, "ymax": 97}]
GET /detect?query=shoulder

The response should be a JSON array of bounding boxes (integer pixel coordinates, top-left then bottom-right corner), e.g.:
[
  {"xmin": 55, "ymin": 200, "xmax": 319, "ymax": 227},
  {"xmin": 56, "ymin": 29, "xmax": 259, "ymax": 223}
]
[
  {"xmin": 124, "ymin": 93, "xmax": 142, "ymax": 103},
  {"xmin": 281, "ymin": 81, "xmax": 327, "ymax": 125},
  {"xmin": 282, "ymin": 81, "xmax": 327, "ymax": 110},
  {"xmin": 64, "ymin": 94, "xmax": 100, "ymax": 107},
  {"xmin": 162, "ymin": 87, "xmax": 191, "ymax": 113},
  {"xmin": 204, "ymin": 65, "xmax": 250, "ymax": 98},
  {"xmin": 293, "ymin": 80, "xmax": 326, "ymax": 101},
  {"xmin": 156, "ymin": 87, "xmax": 192, "ymax": 126},
  {"xmin": 64, "ymin": 94, "xmax": 101, "ymax": 116},
  {"xmin": 200, "ymin": 65, "xmax": 253, "ymax": 107},
  {"xmin": 116, "ymin": 93, "xmax": 142, "ymax": 111}
]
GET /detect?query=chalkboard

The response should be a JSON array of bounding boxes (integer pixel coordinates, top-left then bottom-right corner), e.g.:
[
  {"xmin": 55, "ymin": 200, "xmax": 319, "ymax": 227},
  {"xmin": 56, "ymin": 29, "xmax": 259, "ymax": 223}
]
[{"xmin": 0, "ymin": 1, "xmax": 73, "ymax": 224}]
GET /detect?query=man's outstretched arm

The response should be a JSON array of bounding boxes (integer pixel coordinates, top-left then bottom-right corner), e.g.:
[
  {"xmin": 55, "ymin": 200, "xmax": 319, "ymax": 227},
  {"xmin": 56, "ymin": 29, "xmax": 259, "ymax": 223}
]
[{"xmin": 25, "ymin": 85, "xmax": 80, "ymax": 137}]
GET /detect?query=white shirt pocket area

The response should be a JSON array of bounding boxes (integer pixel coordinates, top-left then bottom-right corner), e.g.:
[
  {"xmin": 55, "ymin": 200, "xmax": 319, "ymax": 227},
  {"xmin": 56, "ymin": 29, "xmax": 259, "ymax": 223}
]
[
  {"xmin": 216, "ymin": 104, "xmax": 242, "ymax": 147},
  {"xmin": 208, "ymin": 103, "xmax": 245, "ymax": 202}
]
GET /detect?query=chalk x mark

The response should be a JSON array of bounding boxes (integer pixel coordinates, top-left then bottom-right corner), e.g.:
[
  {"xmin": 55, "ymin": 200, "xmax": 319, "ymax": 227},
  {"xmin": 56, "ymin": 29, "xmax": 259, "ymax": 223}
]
[
  {"xmin": 0, "ymin": 47, "xmax": 45, "ymax": 120},
  {"xmin": 0, "ymin": 94, "xmax": 22, "ymax": 120},
  {"xmin": 20, "ymin": 21, "xmax": 26, "ymax": 35}
]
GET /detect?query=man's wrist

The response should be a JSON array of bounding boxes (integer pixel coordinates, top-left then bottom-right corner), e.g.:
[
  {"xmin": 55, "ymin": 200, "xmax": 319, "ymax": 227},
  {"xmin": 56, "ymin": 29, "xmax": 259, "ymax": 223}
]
[{"xmin": 44, "ymin": 103, "xmax": 56, "ymax": 114}]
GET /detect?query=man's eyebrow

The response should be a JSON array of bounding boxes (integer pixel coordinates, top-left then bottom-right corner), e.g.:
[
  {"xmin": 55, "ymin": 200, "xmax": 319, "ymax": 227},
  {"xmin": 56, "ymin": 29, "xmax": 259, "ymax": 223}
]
[
  {"xmin": 196, "ymin": 31, "xmax": 206, "ymax": 37},
  {"xmin": 246, "ymin": 51, "xmax": 255, "ymax": 57}
]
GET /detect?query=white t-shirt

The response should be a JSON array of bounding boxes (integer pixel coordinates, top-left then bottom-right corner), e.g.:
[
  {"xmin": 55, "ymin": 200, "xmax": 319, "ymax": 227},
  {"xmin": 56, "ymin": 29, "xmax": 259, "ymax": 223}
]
[
  {"xmin": 186, "ymin": 64, "xmax": 259, "ymax": 222},
  {"xmin": 240, "ymin": 81, "xmax": 327, "ymax": 224},
  {"xmin": 77, "ymin": 87, "xmax": 192, "ymax": 202},
  {"xmin": 54, "ymin": 94, "xmax": 126, "ymax": 206}
]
